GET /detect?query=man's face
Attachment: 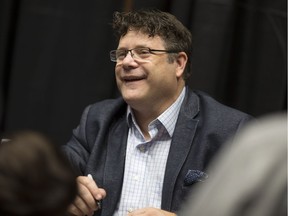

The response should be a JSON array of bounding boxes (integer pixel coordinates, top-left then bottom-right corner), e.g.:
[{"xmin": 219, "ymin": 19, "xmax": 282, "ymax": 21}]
[{"xmin": 114, "ymin": 30, "xmax": 185, "ymax": 112}]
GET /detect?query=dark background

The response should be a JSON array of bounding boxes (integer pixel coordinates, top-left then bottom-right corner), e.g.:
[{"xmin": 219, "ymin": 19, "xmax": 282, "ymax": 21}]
[{"xmin": 0, "ymin": 0, "xmax": 286, "ymax": 145}]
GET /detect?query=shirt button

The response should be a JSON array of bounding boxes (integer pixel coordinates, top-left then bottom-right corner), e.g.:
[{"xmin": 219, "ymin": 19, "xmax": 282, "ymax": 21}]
[{"xmin": 133, "ymin": 175, "xmax": 139, "ymax": 181}]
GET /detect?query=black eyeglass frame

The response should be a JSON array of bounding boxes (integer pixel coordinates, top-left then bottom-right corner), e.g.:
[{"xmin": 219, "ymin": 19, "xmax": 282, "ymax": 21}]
[{"xmin": 109, "ymin": 47, "xmax": 179, "ymax": 62}]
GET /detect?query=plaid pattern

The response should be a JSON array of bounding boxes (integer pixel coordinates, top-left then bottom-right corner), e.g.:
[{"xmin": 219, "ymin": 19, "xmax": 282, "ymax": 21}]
[{"xmin": 113, "ymin": 87, "xmax": 185, "ymax": 216}]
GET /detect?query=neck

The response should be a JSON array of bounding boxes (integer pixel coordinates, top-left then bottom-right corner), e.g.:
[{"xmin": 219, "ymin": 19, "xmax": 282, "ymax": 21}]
[{"xmin": 131, "ymin": 84, "xmax": 185, "ymax": 140}]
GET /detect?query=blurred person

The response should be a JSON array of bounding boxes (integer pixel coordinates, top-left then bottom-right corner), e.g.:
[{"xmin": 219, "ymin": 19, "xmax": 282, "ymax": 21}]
[
  {"xmin": 0, "ymin": 131, "xmax": 77, "ymax": 216},
  {"xmin": 62, "ymin": 9, "xmax": 253, "ymax": 216},
  {"xmin": 179, "ymin": 113, "xmax": 287, "ymax": 216}
]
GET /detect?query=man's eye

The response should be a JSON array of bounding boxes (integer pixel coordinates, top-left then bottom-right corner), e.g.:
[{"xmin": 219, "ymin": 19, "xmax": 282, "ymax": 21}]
[
  {"xmin": 137, "ymin": 49, "xmax": 150, "ymax": 55},
  {"xmin": 116, "ymin": 51, "xmax": 127, "ymax": 58}
]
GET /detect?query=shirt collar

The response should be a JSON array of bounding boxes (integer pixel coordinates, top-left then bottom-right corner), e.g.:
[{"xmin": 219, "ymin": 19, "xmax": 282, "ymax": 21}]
[
  {"xmin": 157, "ymin": 87, "xmax": 186, "ymax": 136},
  {"xmin": 126, "ymin": 87, "xmax": 186, "ymax": 137}
]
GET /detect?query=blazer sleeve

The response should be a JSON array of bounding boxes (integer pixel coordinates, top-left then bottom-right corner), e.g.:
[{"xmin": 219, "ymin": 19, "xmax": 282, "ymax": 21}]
[{"xmin": 62, "ymin": 105, "xmax": 92, "ymax": 176}]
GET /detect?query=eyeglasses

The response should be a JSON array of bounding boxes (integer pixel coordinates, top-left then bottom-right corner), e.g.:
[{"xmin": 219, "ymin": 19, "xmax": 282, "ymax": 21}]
[{"xmin": 110, "ymin": 47, "xmax": 179, "ymax": 63}]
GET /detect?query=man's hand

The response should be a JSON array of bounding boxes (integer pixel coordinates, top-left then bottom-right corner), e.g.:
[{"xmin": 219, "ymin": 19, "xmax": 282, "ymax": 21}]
[
  {"xmin": 127, "ymin": 207, "xmax": 177, "ymax": 216},
  {"xmin": 67, "ymin": 176, "xmax": 106, "ymax": 216}
]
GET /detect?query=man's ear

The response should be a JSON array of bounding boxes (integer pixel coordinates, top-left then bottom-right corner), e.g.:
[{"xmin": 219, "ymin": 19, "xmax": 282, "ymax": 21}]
[{"xmin": 175, "ymin": 52, "xmax": 188, "ymax": 78}]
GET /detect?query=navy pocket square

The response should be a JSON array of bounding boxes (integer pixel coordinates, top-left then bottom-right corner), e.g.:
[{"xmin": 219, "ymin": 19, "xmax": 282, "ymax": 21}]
[{"xmin": 184, "ymin": 169, "xmax": 208, "ymax": 186}]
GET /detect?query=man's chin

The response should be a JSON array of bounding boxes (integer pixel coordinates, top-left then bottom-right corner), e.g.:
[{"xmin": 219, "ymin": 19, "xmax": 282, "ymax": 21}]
[
  {"xmin": 122, "ymin": 94, "xmax": 145, "ymax": 106},
  {"xmin": 122, "ymin": 95, "xmax": 140, "ymax": 103}
]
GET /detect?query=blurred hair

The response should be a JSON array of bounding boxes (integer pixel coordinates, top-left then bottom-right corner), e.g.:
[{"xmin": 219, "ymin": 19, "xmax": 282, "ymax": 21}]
[
  {"xmin": 112, "ymin": 9, "xmax": 192, "ymax": 80},
  {"xmin": 0, "ymin": 131, "xmax": 77, "ymax": 216}
]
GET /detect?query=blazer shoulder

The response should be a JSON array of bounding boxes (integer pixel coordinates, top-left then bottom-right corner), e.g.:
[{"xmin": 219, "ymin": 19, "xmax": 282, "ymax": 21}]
[
  {"xmin": 87, "ymin": 97, "xmax": 127, "ymax": 118},
  {"xmin": 75, "ymin": 97, "xmax": 127, "ymax": 132},
  {"xmin": 192, "ymin": 90, "xmax": 253, "ymax": 119}
]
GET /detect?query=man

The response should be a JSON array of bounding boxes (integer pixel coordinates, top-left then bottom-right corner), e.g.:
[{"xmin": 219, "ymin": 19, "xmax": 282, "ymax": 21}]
[{"xmin": 63, "ymin": 9, "xmax": 253, "ymax": 216}]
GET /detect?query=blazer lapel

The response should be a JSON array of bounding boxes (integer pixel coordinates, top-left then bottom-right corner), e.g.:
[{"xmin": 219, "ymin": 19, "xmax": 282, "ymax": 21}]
[
  {"xmin": 161, "ymin": 89, "xmax": 200, "ymax": 210},
  {"xmin": 101, "ymin": 117, "xmax": 128, "ymax": 216}
]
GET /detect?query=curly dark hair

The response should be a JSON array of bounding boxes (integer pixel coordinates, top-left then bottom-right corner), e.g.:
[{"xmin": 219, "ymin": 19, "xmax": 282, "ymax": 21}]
[{"xmin": 112, "ymin": 9, "xmax": 192, "ymax": 79}]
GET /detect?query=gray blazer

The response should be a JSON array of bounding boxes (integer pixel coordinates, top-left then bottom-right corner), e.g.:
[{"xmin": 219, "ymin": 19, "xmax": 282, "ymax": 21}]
[{"xmin": 62, "ymin": 87, "xmax": 253, "ymax": 216}]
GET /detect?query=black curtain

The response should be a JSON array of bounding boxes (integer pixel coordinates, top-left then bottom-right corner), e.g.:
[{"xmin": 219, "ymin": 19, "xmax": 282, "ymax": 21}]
[{"xmin": 0, "ymin": 0, "xmax": 286, "ymax": 144}]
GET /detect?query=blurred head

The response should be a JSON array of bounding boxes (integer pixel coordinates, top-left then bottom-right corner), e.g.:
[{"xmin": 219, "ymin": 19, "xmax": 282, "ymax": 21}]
[
  {"xmin": 111, "ymin": 9, "xmax": 191, "ymax": 112},
  {"xmin": 0, "ymin": 131, "xmax": 77, "ymax": 216}
]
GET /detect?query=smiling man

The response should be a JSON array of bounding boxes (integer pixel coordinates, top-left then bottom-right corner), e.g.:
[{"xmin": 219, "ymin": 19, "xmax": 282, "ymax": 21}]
[
  {"xmin": 114, "ymin": 31, "xmax": 187, "ymax": 140},
  {"xmin": 63, "ymin": 9, "xmax": 253, "ymax": 216}
]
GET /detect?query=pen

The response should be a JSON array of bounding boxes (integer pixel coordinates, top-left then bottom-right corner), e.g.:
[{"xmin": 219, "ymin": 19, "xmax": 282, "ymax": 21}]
[{"xmin": 87, "ymin": 174, "xmax": 102, "ymax": 209}]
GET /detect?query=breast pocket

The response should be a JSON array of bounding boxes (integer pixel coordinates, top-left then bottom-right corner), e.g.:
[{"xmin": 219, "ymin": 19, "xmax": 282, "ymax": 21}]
[{"xmin": 183, "ymin": 169, "xmax": 208, "ymax": 186}]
